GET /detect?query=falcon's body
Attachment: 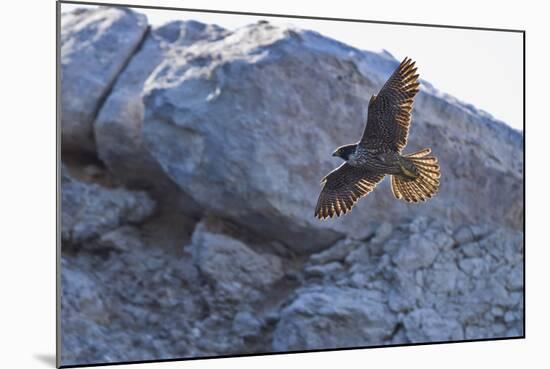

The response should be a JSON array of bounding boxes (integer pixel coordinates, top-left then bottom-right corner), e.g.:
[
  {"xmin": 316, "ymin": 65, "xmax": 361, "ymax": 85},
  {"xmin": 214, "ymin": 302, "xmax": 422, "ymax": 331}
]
[
  {"xmin": 315, "ymin": 57, "xmax": 441, "ymax": 219},
  {"xmin": 347, "ymin": 145, "xmax": 413, "ymax": 175}
]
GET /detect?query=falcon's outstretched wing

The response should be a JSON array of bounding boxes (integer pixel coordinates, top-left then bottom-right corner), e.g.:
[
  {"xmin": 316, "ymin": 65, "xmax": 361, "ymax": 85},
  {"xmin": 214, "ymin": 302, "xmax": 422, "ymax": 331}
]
[
  {"xmin": 315, "ymin": 163, "xmax": 384, "ymax": 219},
  {"xmin": 360, "ymin": 57, "xmax": 420, "ymax": 152}
]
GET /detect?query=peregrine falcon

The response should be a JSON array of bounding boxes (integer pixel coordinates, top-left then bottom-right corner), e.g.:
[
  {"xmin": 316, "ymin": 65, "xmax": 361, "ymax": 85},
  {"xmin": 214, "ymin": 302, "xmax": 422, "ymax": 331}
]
[{"xmin": 315, "ymin": 57, "xmax": 441, "ymax": 219}]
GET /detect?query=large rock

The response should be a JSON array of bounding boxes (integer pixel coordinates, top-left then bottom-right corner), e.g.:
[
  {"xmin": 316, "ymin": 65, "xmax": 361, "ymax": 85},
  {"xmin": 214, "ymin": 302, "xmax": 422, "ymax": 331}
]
[
  {"xmin": 95, "ymin": 21, "xmax": 227, "ymax": 186},
  {"xmin": 403, "ymin": 308, "xmax": 463, "ymax": 342},
  {"xmin": 140, "ymin": 21, "xmax": 523, "ymax": 251},
  {"xmin": 61, "ymin": 165, "xmax": 155, "ymax": 245},
  {"xmin": 61, "ymin": 7, "xmax": 148, "ymax": 153},
  {"xmin": 188, "ymin": 218, "xmax": 284, "ymax": 303},
  {"xmin": 273, "ymin": 286, "xmax": 398, "ymax": 350}
]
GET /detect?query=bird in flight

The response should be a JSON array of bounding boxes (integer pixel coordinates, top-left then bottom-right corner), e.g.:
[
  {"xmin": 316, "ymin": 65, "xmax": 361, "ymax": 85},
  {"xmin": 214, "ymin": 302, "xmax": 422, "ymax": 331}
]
[{"xmin": 315, "ymin": 57, "xmax": 441, "ymax": 219}]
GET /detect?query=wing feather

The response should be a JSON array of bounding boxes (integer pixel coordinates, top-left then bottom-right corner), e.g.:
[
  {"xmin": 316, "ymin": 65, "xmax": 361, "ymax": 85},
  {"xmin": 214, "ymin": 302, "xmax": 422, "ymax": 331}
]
[
  {"xmin": 360, "ymin": 57, "xmax": 420, "ymax": 152},
  {"xmin": 315, "ymin": 163, "xmax": 384, "ymax": 219}
]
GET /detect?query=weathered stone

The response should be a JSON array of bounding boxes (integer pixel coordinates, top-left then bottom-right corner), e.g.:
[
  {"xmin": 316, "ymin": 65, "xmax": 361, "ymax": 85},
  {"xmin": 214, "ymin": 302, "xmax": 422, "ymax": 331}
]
[
  {"xmin": 61, "ymin": 7, "xmax": 148, "ymax": 153},
  {"xmin": 393, "ymin": 232, "xmax": 441, "ymax": 271},
  {"xmin": 273, "ymin": 287, "xmax": 398, "ymax": 350},
  {"xmin": 309, "ymin": 238, "xmax": 359, "ymax": 264},
  {"xmin": 95, "ymin": 226, "xmax": 144, "ymax": 251},
  {"xmin": 304, "ymin": 262, "xmax": 343, "ymax": 277},
  {"xmin": 232, "ymin": 311, "xmax": 263, "ymax": 338},
  {"xmin": 188, "ymin": 219, "xmax": 284, "ymax": 301},
  {"xmin": 95, "ymin": 20, "xmax": 227, "ymax": 186},
  {"xmin": 403, "ymin": 308, "xmax": 464, "ymax": 342},
  {"xmin": 61, "ymin": 166, "xmax": 155, "ymax": 245}
]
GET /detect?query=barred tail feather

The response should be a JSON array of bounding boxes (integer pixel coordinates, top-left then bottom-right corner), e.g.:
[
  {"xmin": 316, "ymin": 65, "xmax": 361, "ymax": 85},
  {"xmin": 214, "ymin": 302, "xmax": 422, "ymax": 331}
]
[{"xmin": 391, "ymin": 148, "xmax": 441, "ymax": 202}]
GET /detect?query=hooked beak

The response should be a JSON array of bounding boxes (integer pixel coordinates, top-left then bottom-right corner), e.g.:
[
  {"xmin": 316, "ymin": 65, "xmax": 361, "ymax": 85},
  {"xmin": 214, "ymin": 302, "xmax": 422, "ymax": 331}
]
[{"xmin": 332, "ymin": 151, "xmax": 338, "ymax": 157}]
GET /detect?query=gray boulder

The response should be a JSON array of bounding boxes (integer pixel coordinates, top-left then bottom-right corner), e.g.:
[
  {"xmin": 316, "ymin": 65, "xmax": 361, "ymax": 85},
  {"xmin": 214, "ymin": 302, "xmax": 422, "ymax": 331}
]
[
  {"xmin": 403, "ymin": 308, "xmax": 464, "ymax": 342},
  {"xmin": 188, "ymin": 218, "xmax": 284, "ymax": 303},
  {"xmin": 61, "ymin": 6, "xmax": 148, "ymax": 153},
  {"xmin": 232, "ymin": 311, "xmax": 264, "ymax": 338},
  {"xmin": 61, "ymin": 165, "xmax": 155, "ymax": 245},
  {"xmin": 140, "ymin": 21, "xmax": 523, "ymax": 251},
  {"xmin": 95, "ymin": 21, "xmax": 227, "ymax": 186},
  {"xmin": 273, "ymin": 286, "xmax": 398, "ymax": 351},
  {"xmin": 392, "ymin": 222, "xmax": 454, "ymax": 271}
]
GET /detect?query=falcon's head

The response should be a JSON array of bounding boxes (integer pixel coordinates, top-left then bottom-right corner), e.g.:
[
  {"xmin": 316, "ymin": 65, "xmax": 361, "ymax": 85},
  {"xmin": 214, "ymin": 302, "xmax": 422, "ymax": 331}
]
[{"xmin": 332, "ymin": 144, "xmax": 357, "ymax": 161}]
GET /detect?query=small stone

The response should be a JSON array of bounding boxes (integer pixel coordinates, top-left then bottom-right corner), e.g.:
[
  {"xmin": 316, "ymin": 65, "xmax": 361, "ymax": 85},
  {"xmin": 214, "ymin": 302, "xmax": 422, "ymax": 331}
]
[
  {"xmin": 305, "ymin": 262, "xmax": 343, "ymax": 278},
  {"xmin": 506, "ymin": 264, "xmax": 523, "ymax": 291},
  {"xmin": 272, "ymin": 287, "xmax": 398, "ymax": 351},
  {"xmin": 491, "ymin": 306, "xmax": 504, "ymax": 317},
  {"xmin": 393, "ymin": 233, "xmax": 440, "ymax": 271},
  {"xmin": 61, "ymin": 166, "xmax": 156, "ymax": 245},
  {"xmin": 504, "ymin": 311, "xmax": 517, "ymax": 323},
  {"xmin": 371, "ymin": 222, "xmax": 393, "ymax": 244},
  {"xmin": 404, "ymin": 308, "xmax": 464, "ymax": 342},
  {"xmin": 310, "ymin": 239, "xmax": 358, "ymax": 264},
  {"xmin": 232, "ymin": 311, "xmax": 263, "ymax": 338},
  {"xmin": 191, "ymin": 327, "xmax": 201, "ymax": 338},
  {"xmin": 454, "ymin": 226, "xmax": 474, "ymax": 245},
  {"xmin": 458, "ymin": 258, "xmax": 488, "ymax": 278}
]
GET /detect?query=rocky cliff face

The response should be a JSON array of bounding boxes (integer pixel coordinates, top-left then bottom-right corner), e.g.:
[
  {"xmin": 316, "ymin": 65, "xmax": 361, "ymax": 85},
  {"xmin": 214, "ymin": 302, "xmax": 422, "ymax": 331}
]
[{"xmin": 60, "ymin": 6, "xmax": 524, "ymax": 366}]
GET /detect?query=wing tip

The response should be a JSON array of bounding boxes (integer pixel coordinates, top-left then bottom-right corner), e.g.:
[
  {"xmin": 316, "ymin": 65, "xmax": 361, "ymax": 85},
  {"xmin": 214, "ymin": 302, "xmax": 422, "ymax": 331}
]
[
  {"xmin": 401, "ymin": 56, "xmax": 416, "ymax": 66},
  {"xmin": 314, "ymin": 204, "xmax": 348, "ymax": 220},
  {"xmin": 314, "ymin": 210, "xmax": 334, "ymax": 220}
]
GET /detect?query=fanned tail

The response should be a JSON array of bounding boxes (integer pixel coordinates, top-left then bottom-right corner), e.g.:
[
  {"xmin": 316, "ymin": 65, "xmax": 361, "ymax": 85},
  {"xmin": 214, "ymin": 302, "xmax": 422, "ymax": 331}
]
[{"xmin": 391, "ymin": 148, "xmax": 441, "ymax": 202}]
